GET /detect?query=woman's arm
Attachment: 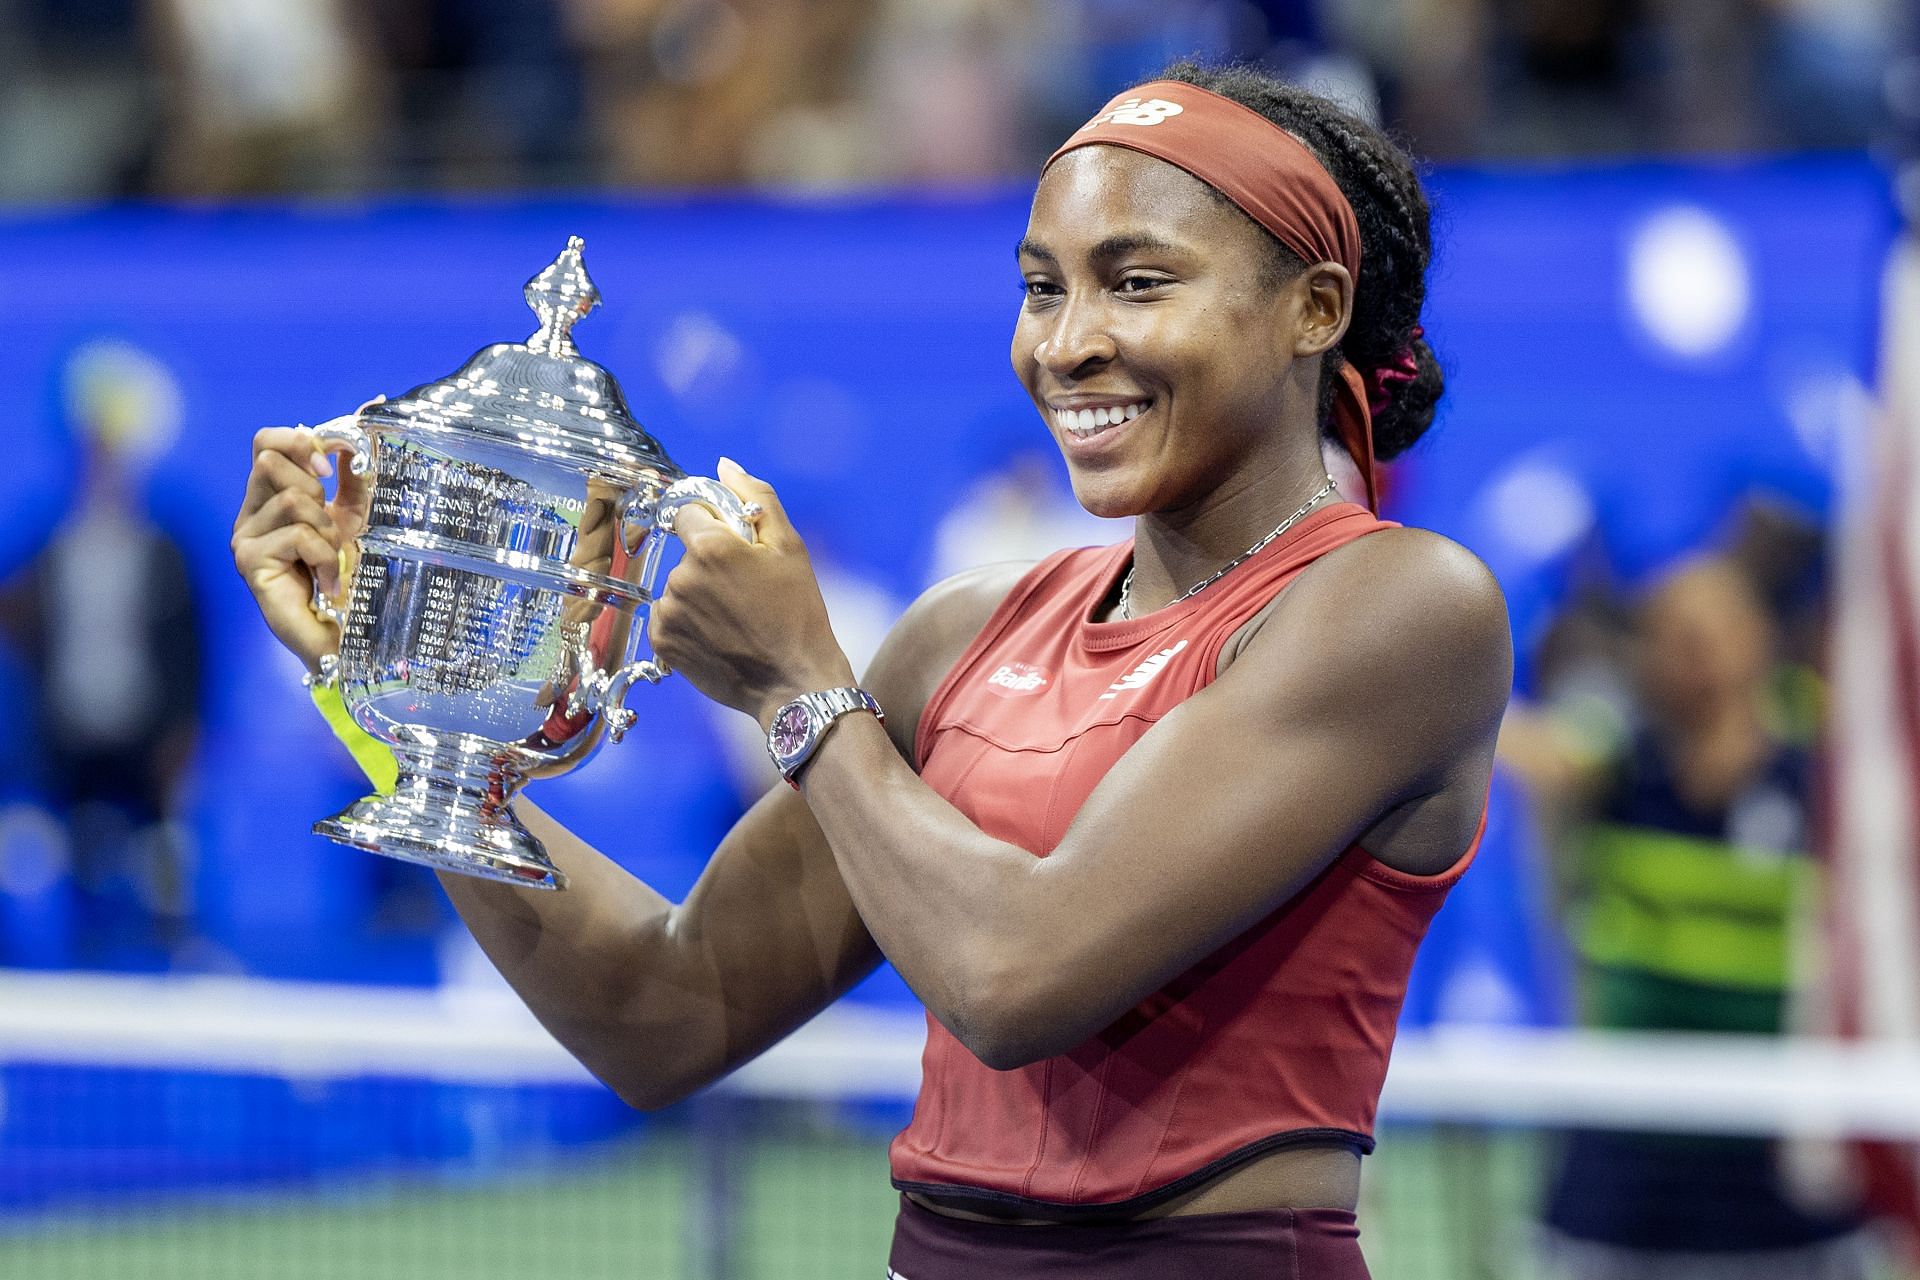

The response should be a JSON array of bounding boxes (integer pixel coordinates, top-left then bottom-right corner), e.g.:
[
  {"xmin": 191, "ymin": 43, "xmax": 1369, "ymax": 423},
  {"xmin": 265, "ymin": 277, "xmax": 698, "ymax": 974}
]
[
  {"xmin": 660, "ymin": 480, "xmax": 1513, "ymax": 1071},
  {"xmin": 432, "ymin": 564, "xmax": 1027, "ymax": 1108},
  {"xmin": 436, "ymin": 788, "xmax": 863, "ymax": 1110},
  {"xmin": 232, "ymin": 425, "xmax": 1025, "ymax": 1107}
]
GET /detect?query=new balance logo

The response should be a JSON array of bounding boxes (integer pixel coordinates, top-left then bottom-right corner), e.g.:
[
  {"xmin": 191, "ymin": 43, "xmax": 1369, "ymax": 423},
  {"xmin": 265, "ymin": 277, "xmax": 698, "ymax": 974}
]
[
  {"xmin": 1099, "ymin": 640, "xmax": 1189, "ymax": 700},
  {"xmin": 984, "ymin": 662, "xmax": 1051, "ymax": 697},
  {"xmin": 1091, "ymin": 97, "xmax": 1184, "ymax": 127}
]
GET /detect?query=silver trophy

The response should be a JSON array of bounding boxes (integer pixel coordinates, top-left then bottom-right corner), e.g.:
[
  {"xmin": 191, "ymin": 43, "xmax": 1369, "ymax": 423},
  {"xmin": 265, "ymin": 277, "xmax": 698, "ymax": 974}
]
[{"xmin": 301, "ymin": 237, "xmax": 754, "ymax": 891}]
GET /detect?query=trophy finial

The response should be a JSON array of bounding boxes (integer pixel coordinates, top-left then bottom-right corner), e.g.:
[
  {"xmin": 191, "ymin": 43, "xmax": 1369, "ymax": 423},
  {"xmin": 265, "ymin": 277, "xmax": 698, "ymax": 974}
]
[{"xmin": 525, "ymin": 236, "xmax": 601, "ymax": 355}]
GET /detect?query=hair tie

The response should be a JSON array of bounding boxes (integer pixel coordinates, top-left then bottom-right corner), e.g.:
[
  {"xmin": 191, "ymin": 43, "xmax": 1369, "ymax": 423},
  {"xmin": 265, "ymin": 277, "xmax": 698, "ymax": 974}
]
[{"xmin": 1363, "ymin": 326, "xmax": 1424, "ymax": 418}]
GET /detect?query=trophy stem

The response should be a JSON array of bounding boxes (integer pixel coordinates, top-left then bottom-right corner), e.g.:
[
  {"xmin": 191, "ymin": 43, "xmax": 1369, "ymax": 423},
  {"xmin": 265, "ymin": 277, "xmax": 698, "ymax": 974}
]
[{"xmin": 313, "ymin": 737, "xmax": 567, "ymax": 890}]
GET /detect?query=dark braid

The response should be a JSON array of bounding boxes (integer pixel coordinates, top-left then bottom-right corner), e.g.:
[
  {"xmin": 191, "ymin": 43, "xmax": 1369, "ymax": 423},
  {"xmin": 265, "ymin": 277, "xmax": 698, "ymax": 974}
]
[{"xmin": 1155, "ymin": 61, "xmax": 1443, "ymax": 460}]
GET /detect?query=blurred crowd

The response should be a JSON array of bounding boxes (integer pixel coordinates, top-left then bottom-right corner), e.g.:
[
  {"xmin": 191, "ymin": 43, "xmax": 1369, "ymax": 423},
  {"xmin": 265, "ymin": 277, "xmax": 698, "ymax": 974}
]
[{"xmin": 0, "ymin": 0, "xmax": 1914, "ymax": 202}]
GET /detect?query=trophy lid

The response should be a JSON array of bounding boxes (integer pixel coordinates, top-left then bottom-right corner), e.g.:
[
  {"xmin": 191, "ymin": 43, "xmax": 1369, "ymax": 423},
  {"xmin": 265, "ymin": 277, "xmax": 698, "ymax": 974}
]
[{"xmin": 361, "ymin": 237, "xmax": 680, "ymax": 480}]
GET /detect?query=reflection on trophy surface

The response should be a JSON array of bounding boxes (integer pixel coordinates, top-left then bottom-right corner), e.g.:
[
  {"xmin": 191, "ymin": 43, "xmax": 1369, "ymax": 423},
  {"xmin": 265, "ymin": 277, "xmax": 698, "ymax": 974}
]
[{"xmin": 302, "ymin": 237, "xmax": 754, "ymax": 891}]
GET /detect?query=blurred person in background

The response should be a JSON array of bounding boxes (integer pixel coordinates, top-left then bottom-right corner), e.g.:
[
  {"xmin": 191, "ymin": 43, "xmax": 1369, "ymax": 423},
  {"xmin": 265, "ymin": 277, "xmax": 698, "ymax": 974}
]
[
  {"xmin": 1649, "ymin": 0, "xmax": 1895, "ymax": 152},
  {"xmin": 570, "ymin": 0, "xmax": 880, "ymax": 187},
  {"xmin": 0, "ymin": 0, "xmax": 160, "ymax": 199},
  {"xmin": 1499, "ymin": 542, "xmax": 1869, "ymax": 1278},
  {"xmin": 1396, "ymin": 0, "xmax": 1649, "ymax": 157},
  {"xmin": 0, "ymin": 341, "xmax": 203, "ymax": 968},
  {"xmin": 368, "ymin": 0, "xmax": 588, "ymax": 189},
  {"xmin": 145, "ymin": 0, "xmax": 385, "ymax": 195},
  {"xmin": 849, "ymin": 0, "xmax": 1046, "ymax": 185}
]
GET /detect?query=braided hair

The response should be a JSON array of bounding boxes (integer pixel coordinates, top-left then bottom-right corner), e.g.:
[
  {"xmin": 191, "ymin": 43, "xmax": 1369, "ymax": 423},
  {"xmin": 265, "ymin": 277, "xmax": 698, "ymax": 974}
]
[{"xmin": 1155, "ymin": 62, "xmax": 1443, "ymax": 460}]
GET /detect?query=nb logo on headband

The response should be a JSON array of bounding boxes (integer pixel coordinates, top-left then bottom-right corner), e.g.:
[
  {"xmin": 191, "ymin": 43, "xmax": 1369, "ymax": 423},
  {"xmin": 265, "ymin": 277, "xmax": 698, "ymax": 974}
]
[{"xmin": 1091, "ymin": 98, "xmax": 1184, "ymax": 128}]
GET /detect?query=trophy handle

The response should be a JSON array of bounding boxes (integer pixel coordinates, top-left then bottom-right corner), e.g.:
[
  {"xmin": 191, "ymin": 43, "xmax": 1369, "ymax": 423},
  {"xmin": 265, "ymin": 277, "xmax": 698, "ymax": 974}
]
[
  {"xmin": 303, "ymin": 412, "xmax": 376, "ymax": 635},
  {"xmin": 599, "ymin": 476, "xmax": 759, "ymax": 742},
  {"xmin": 655, "ymin": 476, "xmax": 759, "ymax": 540}
]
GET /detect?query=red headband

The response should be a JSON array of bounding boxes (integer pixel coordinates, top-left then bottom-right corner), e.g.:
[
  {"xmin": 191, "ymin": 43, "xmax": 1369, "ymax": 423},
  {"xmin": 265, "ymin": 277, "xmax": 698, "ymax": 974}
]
[{"xmin": 1046, "ymin": 80, "xmax": 1382, "ymax": 512}]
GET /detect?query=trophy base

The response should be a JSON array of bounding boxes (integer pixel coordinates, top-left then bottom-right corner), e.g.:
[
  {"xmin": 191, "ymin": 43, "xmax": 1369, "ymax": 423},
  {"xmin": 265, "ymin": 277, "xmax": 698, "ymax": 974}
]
[{"xmin": 313, "ymin": 741, "xmax": 567, "ymax": 891}]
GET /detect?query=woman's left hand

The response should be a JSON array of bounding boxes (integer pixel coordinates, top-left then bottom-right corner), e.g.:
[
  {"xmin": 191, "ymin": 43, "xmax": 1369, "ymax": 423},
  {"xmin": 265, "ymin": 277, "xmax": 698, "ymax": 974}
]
[{"xmin": 650, "ymin": 458, "xmax": 859, "ymax": 728}]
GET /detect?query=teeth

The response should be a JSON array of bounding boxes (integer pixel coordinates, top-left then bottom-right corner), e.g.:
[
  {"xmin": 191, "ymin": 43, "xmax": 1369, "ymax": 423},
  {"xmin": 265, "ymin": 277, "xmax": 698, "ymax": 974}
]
[{"xmin": 1053, "ymin": 401, "xmax": 1151, "ymax": 438}]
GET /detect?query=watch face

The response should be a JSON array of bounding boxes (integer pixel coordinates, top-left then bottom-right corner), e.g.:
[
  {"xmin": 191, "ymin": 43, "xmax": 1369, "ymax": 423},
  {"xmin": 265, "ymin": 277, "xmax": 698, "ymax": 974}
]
[{"xmin": 771, "ymin": 702, "xmax": 813, "ymax": 760}]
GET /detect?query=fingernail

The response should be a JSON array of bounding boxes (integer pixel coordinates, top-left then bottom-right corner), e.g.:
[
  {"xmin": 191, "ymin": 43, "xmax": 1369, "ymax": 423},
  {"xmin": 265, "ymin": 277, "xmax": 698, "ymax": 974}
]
[
  {"xmin": 717, "ymin": 456, "xmax": 742, "ymax": 477},
  {"xmin": 310, "ymin": 453, "xmax": 334, "ymax": 479}
]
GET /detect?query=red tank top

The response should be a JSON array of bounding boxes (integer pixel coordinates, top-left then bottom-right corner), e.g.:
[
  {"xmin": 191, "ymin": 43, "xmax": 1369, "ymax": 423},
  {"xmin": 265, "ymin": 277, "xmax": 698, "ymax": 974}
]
[{"xmin": 888, "ymin": 501, "xmax": 1483, "ymax": 1215}]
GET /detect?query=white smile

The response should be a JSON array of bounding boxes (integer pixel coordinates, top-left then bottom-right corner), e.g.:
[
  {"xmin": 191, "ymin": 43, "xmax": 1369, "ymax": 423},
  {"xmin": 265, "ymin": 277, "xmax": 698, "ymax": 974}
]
[{"xmin": 1052, "ymin": 401, "xmax": 1150, "ymax": 440}]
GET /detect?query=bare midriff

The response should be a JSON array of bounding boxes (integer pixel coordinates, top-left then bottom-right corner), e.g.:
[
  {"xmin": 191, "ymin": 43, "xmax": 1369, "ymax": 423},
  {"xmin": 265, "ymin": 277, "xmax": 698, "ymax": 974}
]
[{"xmin": 906, "ymin": 1140, "xmax": 1362, "ymax": 1225}]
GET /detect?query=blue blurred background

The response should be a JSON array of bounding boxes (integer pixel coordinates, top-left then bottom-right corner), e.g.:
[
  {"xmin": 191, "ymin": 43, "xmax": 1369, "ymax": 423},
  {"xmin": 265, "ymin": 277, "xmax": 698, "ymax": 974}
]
[
  {"xmin": 0, "ymin": 155, "xmax": 1892, "ymax": 1005},
  {"xmin": 1, "ymin": 0, "xmax": 1918, "ymax": 1272}
]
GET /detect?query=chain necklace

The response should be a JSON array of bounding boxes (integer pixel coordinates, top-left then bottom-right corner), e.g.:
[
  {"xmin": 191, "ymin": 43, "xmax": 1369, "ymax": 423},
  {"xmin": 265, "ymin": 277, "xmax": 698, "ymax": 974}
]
[{"xmin": 1118, "ymin": 474, "xmax": 1338, "ymax": 620}]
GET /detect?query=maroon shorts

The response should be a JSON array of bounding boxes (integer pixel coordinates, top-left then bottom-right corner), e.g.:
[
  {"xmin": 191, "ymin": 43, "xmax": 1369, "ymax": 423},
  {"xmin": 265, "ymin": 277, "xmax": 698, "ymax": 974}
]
[{"xmin": 886, "ymin": 1195, "xmax": 1370, "ymax": 1278}]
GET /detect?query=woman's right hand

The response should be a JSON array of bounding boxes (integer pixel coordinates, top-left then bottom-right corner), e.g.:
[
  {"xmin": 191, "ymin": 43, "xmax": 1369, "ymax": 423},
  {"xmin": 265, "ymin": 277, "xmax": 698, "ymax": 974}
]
[{"xmin": 231, "ymin": 426, "xmax": 371, "ymax": 674}]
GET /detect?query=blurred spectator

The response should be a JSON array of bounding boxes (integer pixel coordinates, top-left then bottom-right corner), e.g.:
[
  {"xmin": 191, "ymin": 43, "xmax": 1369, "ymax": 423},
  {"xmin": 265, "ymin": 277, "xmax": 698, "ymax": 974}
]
[
  {"xmin": 1889, "ymin": 0, "xmax": 1920, "ymax": 220},
  {"xmin": 370, "ymin": 0, "xmax": 587, "ymax": 189},
  {"xmin": 570, "ymin": 0, "xmax": 879, "ymax": 187},
  {"xmin": 1391, "ymin": 0, "xmax": 1650, "ymax": 158},
  {"xmin": 0, "ymin": 0, "xmax": 159, "ymax": 199},
  {"xmin": 849, "ymin": 0, "xmax": 1048, "ymax": 185},
  {"xmin": 0, "ymin": 340, "xmax": 203, "ymax": 967},
  {"xmin": 1650, "ymin": 0, "xmax": 1895, "ymax": 153},
  {"xmin": 146, "ymin": 0, "xmax": 384, "ymax": 195},
  {"xmin": 1500, "ymin": 546, "xmax": 1869, "ymax": 1275}
]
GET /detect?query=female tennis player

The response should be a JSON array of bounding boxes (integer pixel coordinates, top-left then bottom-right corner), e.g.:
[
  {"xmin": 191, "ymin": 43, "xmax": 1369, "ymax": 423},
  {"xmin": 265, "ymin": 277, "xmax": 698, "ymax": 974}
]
[{"xmin": 234, "ymin": 62, "xmax": 1510, "ymax": 1277}]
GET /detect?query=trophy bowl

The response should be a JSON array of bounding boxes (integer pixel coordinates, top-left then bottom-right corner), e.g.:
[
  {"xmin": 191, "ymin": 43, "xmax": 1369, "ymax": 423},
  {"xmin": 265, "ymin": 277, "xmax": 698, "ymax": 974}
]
[{"xmin": 301, "ymin": 237, "xmax": 753, "ymax": 890}]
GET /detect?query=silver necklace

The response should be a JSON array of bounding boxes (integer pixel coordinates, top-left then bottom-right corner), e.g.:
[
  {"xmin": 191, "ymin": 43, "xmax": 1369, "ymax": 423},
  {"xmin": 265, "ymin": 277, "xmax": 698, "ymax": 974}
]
[{"xmin": 1118, "ymin": 474, "xmax": 1338, "ymax": 620}]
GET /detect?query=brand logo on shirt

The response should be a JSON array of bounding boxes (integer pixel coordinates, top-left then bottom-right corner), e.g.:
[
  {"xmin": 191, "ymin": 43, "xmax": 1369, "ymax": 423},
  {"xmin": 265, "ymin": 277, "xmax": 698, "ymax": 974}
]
[
  {"xmin": 1091, "ymin": 97, "xmax": 1185, "ymax": 127},
  {"xmin": 984, "ymin": 662, "xmax": 1051, "ymax": 697},
  {"xmin": 1098, "ymin": 639, "xmax": 1189, "ymax": 700}
]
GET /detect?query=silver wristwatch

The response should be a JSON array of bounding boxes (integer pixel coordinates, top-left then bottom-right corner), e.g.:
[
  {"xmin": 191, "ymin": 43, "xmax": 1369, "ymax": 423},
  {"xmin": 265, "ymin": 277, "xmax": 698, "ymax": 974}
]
[{"xmin": 766, "ymin": 687, "xmax": 884, "ymax": 786}]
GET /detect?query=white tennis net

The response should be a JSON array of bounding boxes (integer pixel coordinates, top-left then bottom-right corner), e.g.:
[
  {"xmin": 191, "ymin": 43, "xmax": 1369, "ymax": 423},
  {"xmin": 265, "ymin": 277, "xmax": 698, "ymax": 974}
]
[{"xmin": 0, "ymin": 969, "xmax": 1913, "ymax": 1279}]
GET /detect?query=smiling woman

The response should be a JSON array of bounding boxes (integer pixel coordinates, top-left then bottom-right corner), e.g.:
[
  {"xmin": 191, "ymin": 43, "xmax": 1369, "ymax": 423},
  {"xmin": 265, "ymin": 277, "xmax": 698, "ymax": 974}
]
[{"xmin": 231, "ymin": 60, "xmax": 1511, "ymax": 1280}]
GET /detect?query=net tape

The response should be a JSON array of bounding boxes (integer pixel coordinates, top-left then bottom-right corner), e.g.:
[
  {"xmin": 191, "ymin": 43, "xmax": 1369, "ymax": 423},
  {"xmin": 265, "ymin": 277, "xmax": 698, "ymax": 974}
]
[{"xmin": 1, "ymin": 970, "xmax": 1915, "ymax": 1140}]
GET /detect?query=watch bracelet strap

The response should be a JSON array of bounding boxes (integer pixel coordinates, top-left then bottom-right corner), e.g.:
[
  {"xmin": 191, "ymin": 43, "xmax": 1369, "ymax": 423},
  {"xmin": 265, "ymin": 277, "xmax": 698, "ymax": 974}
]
[
  {"xmin": 814, "ymin": 686, "xmax": 884, "ymax": 722},
  {"xmin": 782, "ymin": 686, "xmax": 883, "ymax": 787},
  {"xmin": 310, "ymin": 681, "xmax": 400, "ymax": 796}
]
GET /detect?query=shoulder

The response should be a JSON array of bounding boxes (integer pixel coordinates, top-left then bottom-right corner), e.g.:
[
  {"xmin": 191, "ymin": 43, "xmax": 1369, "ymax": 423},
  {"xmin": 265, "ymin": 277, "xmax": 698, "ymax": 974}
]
[
  {"xmin": 1281, "ymin": 526, "xmax": 1509, "ymax": 672},
  {"xmin": 862, "ymin": 560, "xmax": 1038, "ymax": 763},
  {"xmin": 1236, "ymin": 526, "xmax": 1512, "ymax": 773}
]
